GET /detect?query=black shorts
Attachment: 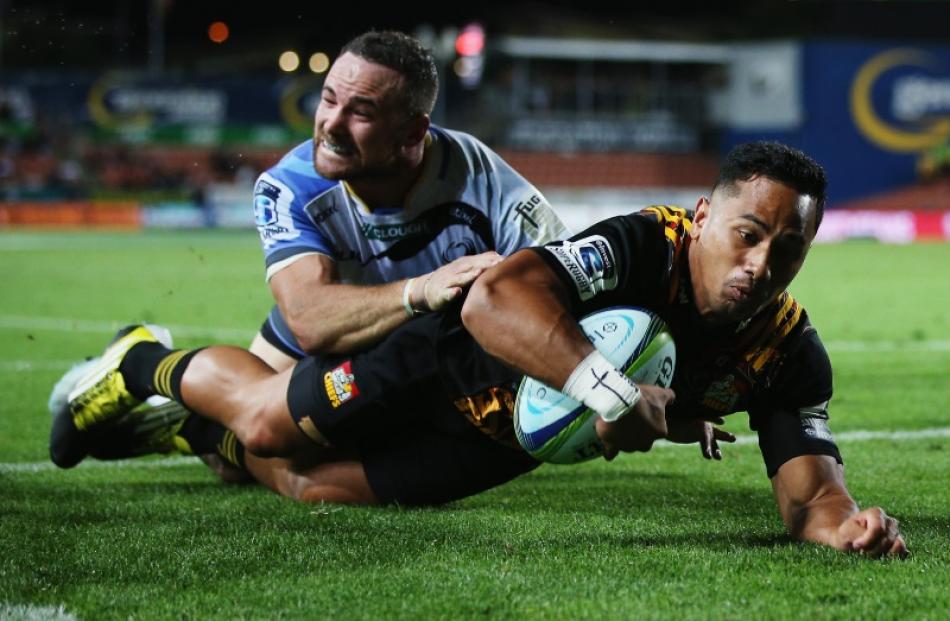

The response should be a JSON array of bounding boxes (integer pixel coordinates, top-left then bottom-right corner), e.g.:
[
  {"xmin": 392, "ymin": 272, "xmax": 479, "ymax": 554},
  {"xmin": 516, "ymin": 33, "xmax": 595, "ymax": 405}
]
[{"xmin": 286, "ymin": 314, "xmax": 539, "ymax": 505}]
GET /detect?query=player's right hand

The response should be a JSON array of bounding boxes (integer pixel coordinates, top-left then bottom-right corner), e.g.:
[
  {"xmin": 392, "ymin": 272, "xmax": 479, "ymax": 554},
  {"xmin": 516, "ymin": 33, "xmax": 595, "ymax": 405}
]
[
  {"xmin": 416, "ymin": 251, "xmax": 504, "ymax": 311},
  {"xmin": 595, "ymin": 384, "xmax": 674, "ymax": 460}
]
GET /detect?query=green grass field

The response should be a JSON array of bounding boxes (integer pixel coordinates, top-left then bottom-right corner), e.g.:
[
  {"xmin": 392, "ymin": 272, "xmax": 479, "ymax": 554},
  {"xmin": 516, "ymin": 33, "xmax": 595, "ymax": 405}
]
[{"xmin": 1, "ymin": 230, "xmax": 949, "ymax": 620}]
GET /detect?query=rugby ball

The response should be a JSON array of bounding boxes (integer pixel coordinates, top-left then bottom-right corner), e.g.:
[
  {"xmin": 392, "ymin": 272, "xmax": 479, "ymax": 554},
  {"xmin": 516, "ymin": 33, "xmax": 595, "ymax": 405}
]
[{"xmin": 513, "ymin": 307, "xmax": 675, "ymax": 464}]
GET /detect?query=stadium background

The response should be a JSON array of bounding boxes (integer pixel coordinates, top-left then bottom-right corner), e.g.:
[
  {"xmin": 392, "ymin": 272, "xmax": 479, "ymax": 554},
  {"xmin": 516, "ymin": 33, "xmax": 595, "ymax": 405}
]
[
  {"xmin": 2, "ymin": 1, "xmax": 949, "ymax": 236},
  {"xmin": 1, "ymin": 2, "xmax": 949, "ymax": 620}
]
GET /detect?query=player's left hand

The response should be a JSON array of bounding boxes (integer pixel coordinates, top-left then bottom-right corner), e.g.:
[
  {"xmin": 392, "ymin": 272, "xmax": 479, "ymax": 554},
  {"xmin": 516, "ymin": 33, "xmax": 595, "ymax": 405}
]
[
  {"xmin": 835, "ymin": 507, "xmax": 908, "ymax": 558},
  {"xmin": 665, "ymin": 417, "xmax": 736, "ymax": 460}
]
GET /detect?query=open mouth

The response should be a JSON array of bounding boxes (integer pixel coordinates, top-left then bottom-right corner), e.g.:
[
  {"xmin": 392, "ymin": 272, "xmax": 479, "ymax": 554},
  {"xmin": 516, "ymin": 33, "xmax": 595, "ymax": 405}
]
[{"xmin": 318, "ymin": 137, "xmax": 354, "ymax": 157}]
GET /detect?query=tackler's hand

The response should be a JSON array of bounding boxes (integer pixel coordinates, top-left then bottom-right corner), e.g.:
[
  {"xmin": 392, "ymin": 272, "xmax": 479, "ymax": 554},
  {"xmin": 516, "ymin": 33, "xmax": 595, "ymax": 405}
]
[{"xmin": 412, "ymin": 252, "xmax": 504, "ymax": 312}]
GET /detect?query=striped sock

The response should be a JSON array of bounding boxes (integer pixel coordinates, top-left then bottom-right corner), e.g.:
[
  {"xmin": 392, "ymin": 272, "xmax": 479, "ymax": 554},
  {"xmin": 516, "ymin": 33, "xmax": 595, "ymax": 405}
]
[
  {"xmin": 120, "ymin": 342, "xmax": 203, "ymax": 402},
  {"xmin": 177, "ymin": 415, "xmax": 246, "ymax": 470}
]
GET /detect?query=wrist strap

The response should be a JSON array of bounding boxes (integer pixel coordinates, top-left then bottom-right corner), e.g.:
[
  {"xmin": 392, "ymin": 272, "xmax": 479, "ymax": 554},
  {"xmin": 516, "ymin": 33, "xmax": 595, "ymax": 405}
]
[{"xmin": 562, "ymin": 350, "xmax": 641, "ymax": 422}]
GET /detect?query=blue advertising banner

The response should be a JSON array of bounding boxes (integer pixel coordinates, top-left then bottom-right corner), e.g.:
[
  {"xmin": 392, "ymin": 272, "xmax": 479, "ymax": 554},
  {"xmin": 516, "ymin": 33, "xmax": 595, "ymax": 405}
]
[
  {"xmin": 0, "ymin": 72, "xmax": 324, "ymax": 144},
  {"xmin": 724, "ymin": 41, "xmax": 950, "ymax": 204}
]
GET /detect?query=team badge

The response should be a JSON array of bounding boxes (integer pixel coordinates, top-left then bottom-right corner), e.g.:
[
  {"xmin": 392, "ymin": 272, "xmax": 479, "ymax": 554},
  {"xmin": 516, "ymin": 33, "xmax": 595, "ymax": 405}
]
[
  {"xmin": 324, "ymin": 361, "xmax": 360, "ymax": 408},
  {"xmin": 253, "ymin": 174, "xmax": 300, "ymax": 248},
  {"xmin": 701, "ymin": 375, "xmax": 741, "ymax": 412},
  {"xmin": 254, "ymin": 179, "xmax": 280, "ymax": 226}
]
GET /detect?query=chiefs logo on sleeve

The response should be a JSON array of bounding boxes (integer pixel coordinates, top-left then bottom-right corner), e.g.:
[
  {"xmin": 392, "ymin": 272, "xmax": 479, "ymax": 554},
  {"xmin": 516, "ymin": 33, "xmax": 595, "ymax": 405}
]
[{"xmin": 543, "ymin": 235, "xmax": 618, "ymax": 301}]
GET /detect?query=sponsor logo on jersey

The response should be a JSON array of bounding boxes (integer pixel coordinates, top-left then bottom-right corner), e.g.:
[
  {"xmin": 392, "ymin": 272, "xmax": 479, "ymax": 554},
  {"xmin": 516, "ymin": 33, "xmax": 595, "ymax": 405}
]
[
  {"xmin": 513, "ymin": 193, "xmax": 544, "ymax": 229},
  {"xmin": 311, "ymin": 203, "xmax": 338, "ymax": 225},
  {"xmin": 510, "ymin": 189, "xmax": 565, "ymax": 244},
  {"xmin": 544, "ymin": 235, "xmax": 617, "ymax": 300},
  {"xmin": 441, "ymin": 238, "xmax": 477, "ymax": 262},
  {"xmin": 324, "ymin": 361, "xmax": 360, "ymax": 408},
  {"xmin": 361, "ymin": 220, "xmax": 430, "ymax": 241},
  {"xmin": 254, "ymin": 174, "xmax": 300, "ymax": 248},
  {"xmin": 799, "ymin": 401, "xmax": 834, "ymax": 442}
]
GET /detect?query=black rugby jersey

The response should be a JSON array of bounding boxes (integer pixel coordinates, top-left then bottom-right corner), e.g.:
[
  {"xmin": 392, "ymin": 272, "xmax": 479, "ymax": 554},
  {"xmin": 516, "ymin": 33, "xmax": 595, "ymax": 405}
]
[{"xmin": 438, "ymin": 206, "xmax": 841, "ymax": 477}]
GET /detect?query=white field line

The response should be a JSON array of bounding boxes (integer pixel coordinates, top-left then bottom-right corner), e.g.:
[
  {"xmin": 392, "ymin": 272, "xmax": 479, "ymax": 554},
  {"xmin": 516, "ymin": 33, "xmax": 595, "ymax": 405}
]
[
  {"xmin": 0, "ymin": 604, "xmax": 79, "ymax": 621},
  {"xmin": 1, "ymin": 314, "xmax": 949, "ymax": 353},
  {"xmin": 0, "ymin": 361, "xmax": 76, "ymax": 372},
  {"xmin": 0, "ymin": 315, "xmax": 254, "ymax": 342},
  {"xmin": 2, "ymin": 428, "xmax": 948, "ymax": 475},
  {"xmin": 1, "ymin": 456, "xmax": 196, "ymax": 474}
]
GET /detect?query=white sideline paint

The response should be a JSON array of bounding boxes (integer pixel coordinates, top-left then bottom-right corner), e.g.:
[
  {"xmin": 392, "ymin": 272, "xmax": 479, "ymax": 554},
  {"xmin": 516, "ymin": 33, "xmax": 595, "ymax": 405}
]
[
  {"xmin": 0, "ymin": 604, "xmax": 79, "ymax": 621},
  {"xmin": 1, "ymin": 456, "xmax": 196, "ymax": 474},
  {"xmin": 1, "ymin": 314, "xmax": 949, "ymax": 353},
  {"xmin": 0, "ymin": 361, "xmax": 75, "ymax": 372},
  {"xmin": 675, "ymin": 426, "xmax": 950, "ymax": 448},
  {"xmin": 1, "ymin": 428, "xmax": 948, "ymax": 475},
  {"xmin": 826, "ymin": 340, "xmax": 950, "ymax": 353},
  {"xmin": 0, "ymin": 315, "xmax": 254, "ymax": 342}
]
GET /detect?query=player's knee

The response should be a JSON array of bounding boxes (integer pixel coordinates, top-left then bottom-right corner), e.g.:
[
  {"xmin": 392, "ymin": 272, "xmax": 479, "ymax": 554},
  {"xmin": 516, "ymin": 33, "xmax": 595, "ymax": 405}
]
[
  {"xmin": 296, "ymin": 483, "xmax": 377, "ymax": 505},
  {"xmin": 241, "ymin": 407, "xmax": 294, "ymax": 458}
]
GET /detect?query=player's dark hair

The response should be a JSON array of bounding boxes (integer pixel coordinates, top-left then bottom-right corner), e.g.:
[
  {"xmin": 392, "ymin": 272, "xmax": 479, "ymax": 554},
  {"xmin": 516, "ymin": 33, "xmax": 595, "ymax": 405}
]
[
  {"xmin": 341, "ymin": 31, "xmax": 439, "ymax": 118},
  {"xmin": 714, "ymin": 141, "xmax": 828, "ymax": 231}
]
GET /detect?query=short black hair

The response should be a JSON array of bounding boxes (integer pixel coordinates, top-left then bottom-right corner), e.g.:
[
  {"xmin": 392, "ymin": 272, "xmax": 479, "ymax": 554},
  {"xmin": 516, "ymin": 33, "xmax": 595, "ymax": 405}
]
[
  {"xmin": 341, "ymin": 31, "xmax": 439, "ymax": 118},
  {"xmin": 714, "ymin": 141, "xmax": 828, "ymax": 231}
]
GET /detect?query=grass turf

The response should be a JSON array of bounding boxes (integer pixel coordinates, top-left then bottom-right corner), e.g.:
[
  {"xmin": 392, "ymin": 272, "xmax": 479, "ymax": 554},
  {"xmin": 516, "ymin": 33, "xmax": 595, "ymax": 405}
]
[{"xmin": 0, "ymin": 230, "xmax": 948, "ymax": 620}]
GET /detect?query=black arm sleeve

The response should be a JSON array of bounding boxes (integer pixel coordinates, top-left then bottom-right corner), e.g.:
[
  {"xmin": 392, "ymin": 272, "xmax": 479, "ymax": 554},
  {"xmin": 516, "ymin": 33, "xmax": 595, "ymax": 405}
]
[{"xmin": 749, "ymin": 324, "xmax": 842, "ymax": 478}]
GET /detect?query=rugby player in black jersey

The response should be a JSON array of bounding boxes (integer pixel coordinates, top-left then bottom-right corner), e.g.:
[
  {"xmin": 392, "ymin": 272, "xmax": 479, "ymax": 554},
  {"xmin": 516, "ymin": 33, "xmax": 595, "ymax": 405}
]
[{"xmin": 52, "ymin": 141, "xmax": 906, "ymax": 557}]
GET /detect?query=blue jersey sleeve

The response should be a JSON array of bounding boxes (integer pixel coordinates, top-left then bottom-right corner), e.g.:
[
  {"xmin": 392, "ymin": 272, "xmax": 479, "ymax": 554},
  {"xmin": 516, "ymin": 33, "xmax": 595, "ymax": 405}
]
[{"xmin": 252, "ymin": 143, "xmax": 337, "ymax": 280}]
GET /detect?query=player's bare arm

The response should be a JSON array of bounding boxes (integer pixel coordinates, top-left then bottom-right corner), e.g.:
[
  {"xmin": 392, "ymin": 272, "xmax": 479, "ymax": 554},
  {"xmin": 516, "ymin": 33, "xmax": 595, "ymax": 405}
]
[
  {"xmin": 272, "ymin": 251, "xmax": 503, "ymax": 354},
  {"xmin": 462, "ymin": 249, "xmax": 597, "ymax": 389},
  {"xmin": 771, "ymin": 453, "xmax": 907, "ymax": 557},
  {"xmin": 464, "ymin": 250, "xmax": 685, "ymax": 451}
]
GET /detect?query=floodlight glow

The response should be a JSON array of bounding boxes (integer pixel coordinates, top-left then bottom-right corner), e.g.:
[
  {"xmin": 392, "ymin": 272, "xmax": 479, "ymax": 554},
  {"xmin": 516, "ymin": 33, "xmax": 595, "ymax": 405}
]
[
  {"xmin": 309, "ymin": 52, "xmax": 330, "ymax": 73},
  {"xmin": 279, "ymin": 51, "xmax": 300, "ymax": 72}
]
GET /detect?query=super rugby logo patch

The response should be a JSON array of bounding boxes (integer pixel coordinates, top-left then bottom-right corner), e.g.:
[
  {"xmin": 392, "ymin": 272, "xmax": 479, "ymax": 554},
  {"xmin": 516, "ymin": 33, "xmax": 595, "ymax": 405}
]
[
  {"xmin": 324, "ymin": 361, "xmax": 360, "ymax": 408},
  {"xmin": 544, "ymin": 235, "xmax": 618, "ymax": 301}
]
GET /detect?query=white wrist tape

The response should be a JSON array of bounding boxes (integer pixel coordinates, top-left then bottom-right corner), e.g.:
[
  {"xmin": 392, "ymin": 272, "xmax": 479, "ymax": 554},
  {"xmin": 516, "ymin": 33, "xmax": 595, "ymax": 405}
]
[{"xmin": 562, "ymin": 350, "xmax": 641, "ymax": 422}]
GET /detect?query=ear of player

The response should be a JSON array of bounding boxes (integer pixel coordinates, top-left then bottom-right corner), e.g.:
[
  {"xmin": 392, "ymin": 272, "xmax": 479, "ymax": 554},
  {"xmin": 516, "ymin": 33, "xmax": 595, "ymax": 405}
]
[{"xmin": 514, "ymin": 307, "xmax": 676, "ymax": 464}]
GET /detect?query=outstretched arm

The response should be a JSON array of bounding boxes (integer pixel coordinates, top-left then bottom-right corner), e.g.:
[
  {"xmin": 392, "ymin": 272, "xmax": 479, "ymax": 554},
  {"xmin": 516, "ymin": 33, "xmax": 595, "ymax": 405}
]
[{"xmin": 771, "ymin": 454, "xmax": 907, "ymax": 557}]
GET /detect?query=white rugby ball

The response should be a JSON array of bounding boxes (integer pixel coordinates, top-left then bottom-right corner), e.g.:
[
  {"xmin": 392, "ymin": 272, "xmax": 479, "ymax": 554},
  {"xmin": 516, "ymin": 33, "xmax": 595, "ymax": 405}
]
[{"xmin": 513, "ymin": 307, "xmax": 675, "ymax": 464}]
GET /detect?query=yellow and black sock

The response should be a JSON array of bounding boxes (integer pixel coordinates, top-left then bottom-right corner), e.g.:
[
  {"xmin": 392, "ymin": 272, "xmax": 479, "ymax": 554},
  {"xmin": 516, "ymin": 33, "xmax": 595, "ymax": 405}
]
[
  {"xmin": 177, "ymin": 415, "xmax": 246, "ymax": 470},
  {"xmin": 119, "ymin": 341, "xmax": 203, "ymax": 402}
]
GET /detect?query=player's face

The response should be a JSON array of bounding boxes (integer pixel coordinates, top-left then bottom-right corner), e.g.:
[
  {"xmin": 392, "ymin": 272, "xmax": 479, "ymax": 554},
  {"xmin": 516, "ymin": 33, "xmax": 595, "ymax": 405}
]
[
  {"xmin": 313, "ymin": 52, "xmax": 414, "ymax": 180},
  {"xmin": 689, "ymin": 175, "xmax": 818, "ymax": 325}
]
